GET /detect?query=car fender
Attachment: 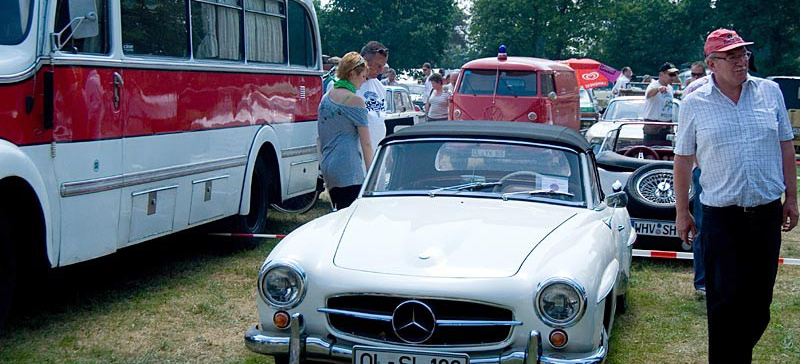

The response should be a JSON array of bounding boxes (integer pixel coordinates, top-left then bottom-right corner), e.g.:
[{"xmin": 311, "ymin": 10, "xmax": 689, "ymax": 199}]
[{"xmin": 0, "ymin": 139, "xmax": 55, "ymax": 266}]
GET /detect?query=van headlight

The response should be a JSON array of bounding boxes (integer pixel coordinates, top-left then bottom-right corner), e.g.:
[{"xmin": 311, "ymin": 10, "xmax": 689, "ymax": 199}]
[
  {"xmin": 535, "ymin": 278, "xmax": 586, "ymax": 327},
  {"xmin": 258, "ymin": 260, "xmax": 306, "ymax": 309}
]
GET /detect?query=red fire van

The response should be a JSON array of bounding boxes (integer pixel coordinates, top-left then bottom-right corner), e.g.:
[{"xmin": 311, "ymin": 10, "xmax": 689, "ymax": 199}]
[{"xmin": 450, "ymin": 47, "xmax": 580, "ymax": 130}]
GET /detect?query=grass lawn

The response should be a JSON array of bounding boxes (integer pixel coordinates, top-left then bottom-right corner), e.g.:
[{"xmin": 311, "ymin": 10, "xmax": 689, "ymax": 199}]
[{"xmin": 0, "ymin": 193, "xmax": 798, "ymax": 363}]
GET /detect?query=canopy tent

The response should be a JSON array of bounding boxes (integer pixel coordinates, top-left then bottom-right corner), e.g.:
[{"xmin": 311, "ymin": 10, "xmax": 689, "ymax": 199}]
[{"xmin": 562, "ymin": 58, "xmax": 621, "ymax": 90}]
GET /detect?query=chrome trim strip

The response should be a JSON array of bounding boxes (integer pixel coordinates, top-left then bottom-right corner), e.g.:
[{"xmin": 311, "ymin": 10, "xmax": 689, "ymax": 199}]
[
  {"xmin": 290, "ymin": 159, "xmax": 317, "ymax": 167},
  {"xmin": 49, "ymin": 55, "xmax": 322, "ymax": 75},
  {"xmin": 318, "ymin": 308, "xmax": 522, "ymax": 327},
  {"xmin": 60, "ymin": 155, "xmax": 246, "ymax": 197},
  {"xmin": 281, "ymin": 144, "xmax": 317, "ymax": 158},
  {"xmin": 131, "ymin": 184, "xmax": 178, "ymax": 197},
  {"xmin": 192, "ymin": 175, "xmax": 230, "ymax": 184},
  {"xmin": 317, "ymin": 308, "xmax": 391, "ymax": 322},
  {"xmin": 437, "ymin": 320, "xmax": 523, "ymax": 327},
  {"xmin": 0, "ymin": 58, "xmax": 44, "ymax": 84}
]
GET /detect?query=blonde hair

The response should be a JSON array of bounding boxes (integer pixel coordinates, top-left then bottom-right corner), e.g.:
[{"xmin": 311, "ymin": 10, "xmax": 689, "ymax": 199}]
[{"xmin": 336, "ymin": 51, "xmax": 367, "ymax": 80}]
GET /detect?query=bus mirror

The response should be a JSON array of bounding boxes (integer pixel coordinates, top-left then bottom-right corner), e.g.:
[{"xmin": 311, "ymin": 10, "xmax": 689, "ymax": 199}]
[
  {"xmin": 548, "ymin": 91, "xmax": 557, "ymax": 101},
  {"xmin": 52, "ymin": 0, "xmax": 99, "ymax": 51}
]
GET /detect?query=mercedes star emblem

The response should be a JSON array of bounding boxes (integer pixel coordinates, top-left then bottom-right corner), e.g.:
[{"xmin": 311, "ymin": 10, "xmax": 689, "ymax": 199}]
[{"xmin": 391, "ymin": 300, "xmax": 436, "ymax": 343}]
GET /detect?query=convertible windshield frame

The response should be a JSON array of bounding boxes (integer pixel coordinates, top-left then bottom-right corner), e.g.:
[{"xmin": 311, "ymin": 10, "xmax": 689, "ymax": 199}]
[
  {"xmin": 363, "ymin": 137, "xmax": 588, "ymax": 208},
  {"xmin": 1, "ymin": 0, "xmax": 34, "ymax": 46}
]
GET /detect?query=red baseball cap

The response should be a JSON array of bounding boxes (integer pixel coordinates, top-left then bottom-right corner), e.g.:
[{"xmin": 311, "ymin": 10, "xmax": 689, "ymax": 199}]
[{"xmin": 704, "ymin": 28, "xmax": 753, "ymax": 56}]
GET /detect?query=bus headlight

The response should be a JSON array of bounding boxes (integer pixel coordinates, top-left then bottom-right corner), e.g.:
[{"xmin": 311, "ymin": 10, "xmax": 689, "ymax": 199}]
[
  {"xmin": 259, "ymin": 260, "xmax": 306, "ymax": 309},
  {"xmin": 535, "ymin": 278, "xmax": 586, "ymax": 327},
  {"xmin": 453, "ymin": 109, "xmax": 462, "ymax": 118},
  {"xmin": 527, "ymin": 112, "xmax": 537, "ymax": 121}
]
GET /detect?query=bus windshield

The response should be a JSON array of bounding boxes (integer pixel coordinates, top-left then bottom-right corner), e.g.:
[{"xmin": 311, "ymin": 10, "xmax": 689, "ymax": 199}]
[
  {"xmin": 0, "ymin": 0, "xmax": 33, "ymax": 45},
  {"xmin": 459, "ymin": 69, "xmax": 537, "ymax": 96}
]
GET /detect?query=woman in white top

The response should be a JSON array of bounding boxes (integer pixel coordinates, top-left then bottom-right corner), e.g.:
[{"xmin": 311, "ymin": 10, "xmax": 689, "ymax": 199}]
[{"xmin": 424, "ymin": 73, "xmax": 450, "ymax": 121}]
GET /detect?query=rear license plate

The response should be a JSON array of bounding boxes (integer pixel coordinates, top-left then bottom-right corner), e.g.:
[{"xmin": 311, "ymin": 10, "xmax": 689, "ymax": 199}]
[
  {"xmin": 353, "ymin": 346, "xmax": 469, "ymax": 364},
  {"xmin": 632, "ymin": 219, "xmax": 678, "ymax": 237}
]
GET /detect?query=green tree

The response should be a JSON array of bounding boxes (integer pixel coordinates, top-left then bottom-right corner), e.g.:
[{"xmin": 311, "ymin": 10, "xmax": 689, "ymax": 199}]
[{"xmin": 318, "ymin": 0, "xmax": 457, "ymax": 69}]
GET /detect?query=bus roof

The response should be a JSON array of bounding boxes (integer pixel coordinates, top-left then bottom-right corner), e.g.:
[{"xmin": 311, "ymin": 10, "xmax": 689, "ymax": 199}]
[{"xmin": 461, "ymin": 56, "xmax": 574, "ymax": 73}]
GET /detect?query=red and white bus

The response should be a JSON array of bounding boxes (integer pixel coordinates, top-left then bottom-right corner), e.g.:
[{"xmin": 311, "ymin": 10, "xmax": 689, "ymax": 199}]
[{"xmin": 0, "ymin": 0, "xmax": 322, "ymax": 324}]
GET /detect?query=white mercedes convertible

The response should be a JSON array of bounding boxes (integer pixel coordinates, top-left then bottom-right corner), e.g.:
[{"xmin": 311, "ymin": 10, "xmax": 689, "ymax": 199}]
[{"xmin": 245, "ymin": 121, "xmax": 635, "ymax": 364}]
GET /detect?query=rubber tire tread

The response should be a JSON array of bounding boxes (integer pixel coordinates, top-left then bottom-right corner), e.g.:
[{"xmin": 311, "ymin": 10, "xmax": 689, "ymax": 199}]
[{"xmin": 0, "ymin": 210, "xmax": 16, "ymax": 329}]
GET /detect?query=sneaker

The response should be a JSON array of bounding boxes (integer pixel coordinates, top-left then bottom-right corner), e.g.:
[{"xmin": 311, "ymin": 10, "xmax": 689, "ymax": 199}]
[{"xmin": 694, "ymin": 288, "xmax": 706, "ymax": 300}]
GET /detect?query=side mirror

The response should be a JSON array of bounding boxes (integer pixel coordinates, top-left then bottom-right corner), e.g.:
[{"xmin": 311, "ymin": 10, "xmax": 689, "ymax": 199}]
[
  {"xmin": 605, "ymin": 191, "xmax": 628, "ymax": 208},
  {"xmin": 611, "ymin": 180, "xmax": 623, "ymax": 193},
  {"xmin": 548, "ymin": 91, "xmax": 557, "ymax": 101},
  {"xmin": 52, "ymin": 0, "xmax": 99, "ymax": 51}
]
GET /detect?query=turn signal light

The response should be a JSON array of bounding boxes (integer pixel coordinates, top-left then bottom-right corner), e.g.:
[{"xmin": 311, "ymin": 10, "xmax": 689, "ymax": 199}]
[
  {"xmin": 273, "ymin": 311, "xmax": 291, "ymax": 329},
  {"xmin": 549, "ymin": 329, "xmax": 568, "ymax": 348}
]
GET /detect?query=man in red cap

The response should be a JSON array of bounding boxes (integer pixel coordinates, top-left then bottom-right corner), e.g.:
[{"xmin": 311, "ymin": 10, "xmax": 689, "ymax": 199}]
[{"xmin": 674, "ymin": 29, "xmax": 798, "ymax": 364}]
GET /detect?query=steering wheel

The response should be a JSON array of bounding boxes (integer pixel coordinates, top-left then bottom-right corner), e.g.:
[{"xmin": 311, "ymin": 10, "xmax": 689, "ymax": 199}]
[
  {"xmin": 623, "ymin": 146, "xmax": 660, "ymax": 160},
  {"xmin": 493, "ymin": 171, "xmax": 543, "ymax": 193}
]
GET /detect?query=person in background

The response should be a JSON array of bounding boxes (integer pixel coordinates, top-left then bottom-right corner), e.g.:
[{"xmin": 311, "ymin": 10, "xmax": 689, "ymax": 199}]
[
  {"xmin": 674, "ymin": 28, "xmax": 797, "ymax": 364},
  {"xmin": 358, "ymin": 41, "xmax": 389, "ymax": 155},
  {"xmin": 421, "ymin": 62, "xmax": 433, "ymax": 105},
  {"xmin": 317, "ymin": 52, "xmax": 373, "ymax": 210},
  {"xmin": 381, "ymin": 68, "xmax": 399, "ymax": 86},
  {"xmin": 442, "ymin": 73, "xmax": 452, "ymax": 93},
  {"xmin": 424, "ymin": 73, "xmax": 450, "ymax": 121},
  {"xmin": 641, "ymin": 74, "xmax": 653, "ymax": 84},
  {"xmin": 642, "ymin": 62, "xmax": 677, "ymax": 145},
  {"xmin": 611, "ymin": 66, "xmax": 632, "ymax": 96},
  {"xmin": 685, "ymin": 61, "xmax": 707, "ymax": 88}
]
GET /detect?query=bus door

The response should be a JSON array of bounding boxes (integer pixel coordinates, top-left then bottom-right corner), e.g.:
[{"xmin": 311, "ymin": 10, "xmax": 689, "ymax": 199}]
[{"xmin": 50, "ymin": 0, "xmax": 124, "ymax": 265}]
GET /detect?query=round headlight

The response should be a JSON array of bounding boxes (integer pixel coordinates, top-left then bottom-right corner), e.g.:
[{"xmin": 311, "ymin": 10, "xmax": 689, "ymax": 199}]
[
  {"xmin": 535, "ymin": 278, "xmax": 586, "ymax": 327},
  {"xmin": 259, "ymin": 261, "xmax": 306, "ymax": 309}
]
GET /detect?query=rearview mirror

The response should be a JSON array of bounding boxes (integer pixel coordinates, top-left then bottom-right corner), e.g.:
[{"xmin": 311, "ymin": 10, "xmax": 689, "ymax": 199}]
[
  {"xmin": 605, "ymin": 191, "xmax": 628, "ymax": 208},
  {"xmin": 52, "ymin": 0, "xmax": 99, "ymax": 51}
]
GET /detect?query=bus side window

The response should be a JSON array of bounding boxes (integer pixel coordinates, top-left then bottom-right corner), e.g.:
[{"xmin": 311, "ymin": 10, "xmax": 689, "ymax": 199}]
[
  {"xmin": 192, "ymin": 0, "xmax": 243, "ymax": 61},
  {"xmin": 246, "ymin": 0, "xmax": 286, "ymax": 64},
  {"xmin": 55, "ymin": 0, "xmax": 109, "ymax": 54},
  {"xmin": 288, "ymin": 0, "xmax": 315, "ymax": 67},
  {"xmin": 121, "ymin": 0, "xmax": 188, "ymax": 58}
]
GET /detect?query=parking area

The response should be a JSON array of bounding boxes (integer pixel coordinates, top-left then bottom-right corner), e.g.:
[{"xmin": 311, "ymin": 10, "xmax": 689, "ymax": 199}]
[{"xmin": 0, "ymin": 193, "xmax": 798, "ymax": 363}]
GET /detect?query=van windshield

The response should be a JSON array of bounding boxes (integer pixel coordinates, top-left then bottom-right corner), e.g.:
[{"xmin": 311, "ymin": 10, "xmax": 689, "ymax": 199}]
[
  {"xmin": 459, "ymin": 69, "xmax": 537, "ymax": 96},
  {"xmin": 0, "ymin": 0, "xmax": 33, "ymax": 45}
]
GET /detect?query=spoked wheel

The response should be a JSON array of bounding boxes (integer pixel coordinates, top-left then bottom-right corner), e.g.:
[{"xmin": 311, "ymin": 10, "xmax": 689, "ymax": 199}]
[
  {"xmin": 271, "ymin": 190, "xmax": 320, "ymax": 214},
  {"xmin": 625, "ymin": 162, "xmax": 694, "ymax": 219}
]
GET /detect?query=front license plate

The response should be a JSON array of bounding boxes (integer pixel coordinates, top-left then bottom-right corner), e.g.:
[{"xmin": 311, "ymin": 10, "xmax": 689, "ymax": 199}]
[
  {"xmin": 353, "ymin": 346, "xmax": 469, "ymax": 364},
  {"xmin": 632, "ymin": 219, "xmax": 678, "ymax": 237}
]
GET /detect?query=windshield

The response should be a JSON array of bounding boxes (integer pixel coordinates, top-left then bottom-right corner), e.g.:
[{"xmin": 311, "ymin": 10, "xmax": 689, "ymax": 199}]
[
  {"xmin": 600, "ymin": 123, "xmax": 677, "ymax": 156},
  {"xmin": 459, "ymin": 69, "xmax": 537, "ymax": 96},
  {"xmin": 579, "ymin": 89, "xmax": 593, "ymax": 108},
  {"xmin": 603, "ymin": 98, "xmax": 680, "ymax": 122},
  {"xmin": 0, "ymin": 0, "xmax": 33, "ymax": 45},
  {"xmin": 364, "ymin": 140, "xmax": 585, "ymax": 206}
]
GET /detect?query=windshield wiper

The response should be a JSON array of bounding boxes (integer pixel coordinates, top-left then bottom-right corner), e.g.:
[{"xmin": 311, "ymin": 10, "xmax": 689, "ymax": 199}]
[
  {"xmin": 501, "ymin": 189, "xmax": 574, "ymax": 201},
  {"xmin": 428, "ymin": 181, "xmax": 502, "ymax": 197}
]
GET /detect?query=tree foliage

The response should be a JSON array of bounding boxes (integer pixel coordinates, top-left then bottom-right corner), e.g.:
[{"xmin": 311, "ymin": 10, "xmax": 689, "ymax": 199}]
[{"xmin": 317, "ymin": 0, "xmax": 457, "ymax": 69}]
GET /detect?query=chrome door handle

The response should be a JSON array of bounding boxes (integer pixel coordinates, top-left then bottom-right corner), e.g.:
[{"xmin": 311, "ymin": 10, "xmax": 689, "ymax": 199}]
[{"xmin": 113, "ymin": 72, "xmax": 124, "ymax": 110}]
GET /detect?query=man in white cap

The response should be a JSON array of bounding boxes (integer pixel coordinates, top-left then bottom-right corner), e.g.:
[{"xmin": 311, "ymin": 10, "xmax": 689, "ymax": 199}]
[{"xmin": 674, "ymin": 28, "xmax": 797, "ymax": 364}]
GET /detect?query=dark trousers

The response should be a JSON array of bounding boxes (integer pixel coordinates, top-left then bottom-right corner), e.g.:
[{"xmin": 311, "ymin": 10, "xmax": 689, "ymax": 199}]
[
  {"xmin": 329, "ymin": 185, "xmax": 361, "ymax": 210},
  {"xmin": 701, "ymin": 199, "xmax": 782, "ymax": 364}
]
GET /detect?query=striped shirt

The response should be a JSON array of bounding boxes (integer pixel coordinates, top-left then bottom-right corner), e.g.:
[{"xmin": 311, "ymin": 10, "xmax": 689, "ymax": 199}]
[{"xmin": 675, "ymin": 75, "xmax": 793, "ymax": 207}]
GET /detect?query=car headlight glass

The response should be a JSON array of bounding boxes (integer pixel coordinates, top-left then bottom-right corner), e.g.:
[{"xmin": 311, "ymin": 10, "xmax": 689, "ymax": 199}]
[
  {"xmin": 259, "ymin": 261, "xmax": 306, "ymax": 309},
  {"xmin": 535, "ymin": 278, "xmax": 586, "ymax": 327}
]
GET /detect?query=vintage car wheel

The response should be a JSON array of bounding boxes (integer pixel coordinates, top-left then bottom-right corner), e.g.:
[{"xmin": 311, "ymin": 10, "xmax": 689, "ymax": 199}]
[{"xmin": 624, "ymin": 162, "xmax": 694, "ymax": 219}]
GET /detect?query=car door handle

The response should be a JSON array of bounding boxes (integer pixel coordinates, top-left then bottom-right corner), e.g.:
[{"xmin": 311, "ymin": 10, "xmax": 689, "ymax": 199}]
[
  {"xmin": 617, "ymin": 225, "xmax": 625, "ymax": 232},
  {"xmin": 113, "ymin": 72, "xmax": 124, "ymax": 110}
]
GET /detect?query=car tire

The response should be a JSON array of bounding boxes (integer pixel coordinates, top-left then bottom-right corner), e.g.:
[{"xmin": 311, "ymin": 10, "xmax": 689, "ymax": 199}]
[
  {"xmin": 0, "ymin": 211, "xmax": 16, "ymax": 329},
  {"xmin": 226, "ymin": 161, "xmax": 271, "ymax": 247},
  {"xmin": 615, "ymin": 293, "xmax": 627, "ymax": 315},
  {"xmin": 624, "ymin": 162, "xmax": 694, "ymax": 220}
]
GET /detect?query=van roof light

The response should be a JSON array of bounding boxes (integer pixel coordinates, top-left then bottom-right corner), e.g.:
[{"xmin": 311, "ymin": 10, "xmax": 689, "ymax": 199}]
[{"xmin": 498, "ymin": 45, "xmax": 507, "ymax": 61}]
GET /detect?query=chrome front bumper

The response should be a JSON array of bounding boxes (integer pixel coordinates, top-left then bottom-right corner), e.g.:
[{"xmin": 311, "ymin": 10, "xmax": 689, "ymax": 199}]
[{"xmin": 244, "ymin": 313, "xmax": 607, "ymax": 364}]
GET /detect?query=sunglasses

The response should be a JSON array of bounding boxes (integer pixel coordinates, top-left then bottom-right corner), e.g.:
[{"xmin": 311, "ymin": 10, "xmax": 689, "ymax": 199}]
[
  {"xmin": 691, "ymin": 72, "xmax": 704, "ymax": 77},
  {"xmin": 667, "ymin": 72, "xmax": 677, "ymax": 77},
  {"xmin": 370, "ymin": 48, "xmax": 389, "ymax": 56}
]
